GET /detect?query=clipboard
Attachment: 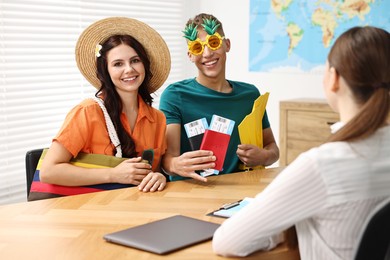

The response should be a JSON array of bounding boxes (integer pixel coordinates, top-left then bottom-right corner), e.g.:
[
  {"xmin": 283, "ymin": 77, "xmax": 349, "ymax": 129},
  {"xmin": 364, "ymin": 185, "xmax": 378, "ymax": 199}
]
[{"xmin": 207, "ymin": 197, "xmax": 254, "ymax": 218}]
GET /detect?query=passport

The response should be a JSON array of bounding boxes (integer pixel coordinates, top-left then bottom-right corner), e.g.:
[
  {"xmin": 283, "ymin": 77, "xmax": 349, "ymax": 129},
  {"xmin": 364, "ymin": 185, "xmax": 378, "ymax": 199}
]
[
  {"xmin": 188, "ymin": 133, "xmax": 204, "ymax": 151},
  {"xmin": 184, "ymin": 118, "xmax": 208, "ymax": 151},
  {"xmin": 199, "ymin": 129, "xmax": 231, "ymax": 171}
]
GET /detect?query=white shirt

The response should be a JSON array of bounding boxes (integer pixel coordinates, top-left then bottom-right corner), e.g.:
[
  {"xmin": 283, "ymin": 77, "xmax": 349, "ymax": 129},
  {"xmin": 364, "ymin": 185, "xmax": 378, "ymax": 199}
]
[{"xmin": 213, "ymin": 124, "xmax": 390, "ymax": 260}]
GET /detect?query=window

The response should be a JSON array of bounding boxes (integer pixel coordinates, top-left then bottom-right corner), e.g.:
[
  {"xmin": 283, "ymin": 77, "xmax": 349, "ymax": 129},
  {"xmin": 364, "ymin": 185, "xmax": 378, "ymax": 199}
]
[{"xmin": 0, "ymin": 0, "xmax": 191, "ymax": 204}]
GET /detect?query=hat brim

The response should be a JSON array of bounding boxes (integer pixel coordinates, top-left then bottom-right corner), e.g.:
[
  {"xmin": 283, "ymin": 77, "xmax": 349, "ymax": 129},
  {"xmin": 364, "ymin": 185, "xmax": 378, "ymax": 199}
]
[{"xmin": 75, "ymin": 17, "xmax": 171, "ymax": 92}]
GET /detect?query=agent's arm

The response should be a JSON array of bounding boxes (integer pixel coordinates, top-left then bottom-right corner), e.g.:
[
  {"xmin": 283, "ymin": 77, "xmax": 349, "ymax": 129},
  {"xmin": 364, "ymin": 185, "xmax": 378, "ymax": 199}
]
[
  {"xmin": 161, "ymin": 123, "xmax": 216, "ymax": 182},
  {"xmin": 213, "ymin": 153, "xmax": 327, "ymax": 256},
  {"xmin": 236, "ymin": 127, "xmax": 279, "ymax": 167}
]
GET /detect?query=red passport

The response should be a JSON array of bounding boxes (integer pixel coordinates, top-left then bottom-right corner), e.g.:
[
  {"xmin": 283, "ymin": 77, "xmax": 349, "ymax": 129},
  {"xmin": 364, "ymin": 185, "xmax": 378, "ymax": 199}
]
[{"xmin": 200, "ymin": 129, "xmax": 231, "ymax": 171}]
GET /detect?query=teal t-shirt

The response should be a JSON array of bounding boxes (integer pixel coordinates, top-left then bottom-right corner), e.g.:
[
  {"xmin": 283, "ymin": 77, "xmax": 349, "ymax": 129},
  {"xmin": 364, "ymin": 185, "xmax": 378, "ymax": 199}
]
[{"xmin": 159, "ymin": 78, "xmax": 270, "ymax": 181}]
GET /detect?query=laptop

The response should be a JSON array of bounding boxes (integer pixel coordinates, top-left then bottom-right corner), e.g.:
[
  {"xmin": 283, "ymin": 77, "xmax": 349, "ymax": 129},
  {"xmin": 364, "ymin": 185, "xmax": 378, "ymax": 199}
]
[{"xmin": 103, "ymin": 215, "xmax": 220, "ymax": 255}]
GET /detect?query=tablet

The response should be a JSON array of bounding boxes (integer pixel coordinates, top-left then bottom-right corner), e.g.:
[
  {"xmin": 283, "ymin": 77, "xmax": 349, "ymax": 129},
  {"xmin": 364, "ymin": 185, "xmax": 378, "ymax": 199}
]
[{"xmin": 103, "ymin": 215, "xmax": 220, "ymax": 255}]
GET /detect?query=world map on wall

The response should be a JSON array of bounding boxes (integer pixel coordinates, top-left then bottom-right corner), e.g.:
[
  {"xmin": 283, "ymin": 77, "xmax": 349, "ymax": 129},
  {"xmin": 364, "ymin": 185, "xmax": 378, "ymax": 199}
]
[{"xmin": 249, "ymin": 0, "xmax": 390, "ymax": 73}]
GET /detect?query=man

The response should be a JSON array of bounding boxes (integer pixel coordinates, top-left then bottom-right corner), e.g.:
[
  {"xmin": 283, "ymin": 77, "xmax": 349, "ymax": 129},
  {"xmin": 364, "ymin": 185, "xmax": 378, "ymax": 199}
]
[{"xmin": 160, "ymin": 13, "xmax": 279, "ymax": 182}]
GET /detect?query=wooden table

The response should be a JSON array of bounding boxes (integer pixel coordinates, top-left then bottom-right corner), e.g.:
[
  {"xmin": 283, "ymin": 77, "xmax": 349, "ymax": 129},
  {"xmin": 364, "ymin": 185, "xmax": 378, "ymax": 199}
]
[{"xmin": 0, "ymin": 167, "xmax": 300, "ymax": 259}]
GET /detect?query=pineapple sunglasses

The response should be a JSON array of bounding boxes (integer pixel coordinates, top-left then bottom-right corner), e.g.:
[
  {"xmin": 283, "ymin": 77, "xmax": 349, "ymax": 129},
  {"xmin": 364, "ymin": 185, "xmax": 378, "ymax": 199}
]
[{"xmin": 187, "ymin": 32, "xmax": 225, "ymax": 56}]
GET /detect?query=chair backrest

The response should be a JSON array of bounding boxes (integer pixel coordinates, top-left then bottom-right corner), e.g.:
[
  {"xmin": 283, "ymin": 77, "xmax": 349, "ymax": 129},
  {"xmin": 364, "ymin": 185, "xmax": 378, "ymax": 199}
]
[
  {"xmin": 25, "ymin": 148, "xmax": 44, "ymax": 198},
  {"xmin": 354, "ymin": 198, "xmax": 390, "ymax": 260}
]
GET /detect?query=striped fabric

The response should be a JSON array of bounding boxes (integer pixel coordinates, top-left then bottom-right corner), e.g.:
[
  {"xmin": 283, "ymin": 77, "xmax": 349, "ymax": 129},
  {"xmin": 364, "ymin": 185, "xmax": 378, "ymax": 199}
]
[
  {"xmin": 28, "ymin": 149, "xmax": 134, "ymax": 201},
  {"xmin": 212, "ymin": 124, "xmax": 390, "ymax": 259}
]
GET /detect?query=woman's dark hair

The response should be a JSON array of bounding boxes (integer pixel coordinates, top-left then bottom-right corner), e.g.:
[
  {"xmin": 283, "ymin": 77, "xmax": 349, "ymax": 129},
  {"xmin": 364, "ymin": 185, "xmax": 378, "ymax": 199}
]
[
  {"xmin": 95, "ymin": 35, "xmax": 154, "ymax": 157},
  {"xmin": 327, "ymin": 26, "xmax": 390, "ymax": 142}
]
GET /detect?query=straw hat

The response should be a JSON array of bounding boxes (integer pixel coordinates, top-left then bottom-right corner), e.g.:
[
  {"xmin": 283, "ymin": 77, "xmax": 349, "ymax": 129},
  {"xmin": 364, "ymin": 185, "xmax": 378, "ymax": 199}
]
[{"xmin": 75, "ymin": 17, "xmax": 171, "ymax": 92}]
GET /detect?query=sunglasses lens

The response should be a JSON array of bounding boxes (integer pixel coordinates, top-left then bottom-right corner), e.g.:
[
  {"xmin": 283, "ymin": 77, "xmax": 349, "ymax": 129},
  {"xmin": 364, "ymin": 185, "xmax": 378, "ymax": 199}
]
[
  {"xmin": 208, "ymin": 35, "xmax": 222, "ymax": 49},
  {"xmin": 189, "ymin": 41, "xmax": 203, "ymax": 55}
]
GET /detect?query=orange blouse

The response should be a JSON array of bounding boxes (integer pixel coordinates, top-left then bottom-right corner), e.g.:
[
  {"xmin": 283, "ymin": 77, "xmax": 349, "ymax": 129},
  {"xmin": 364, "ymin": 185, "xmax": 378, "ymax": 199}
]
[{"xmin": 54, "ymin": 95, "xmax": 166, "ymax": 171}]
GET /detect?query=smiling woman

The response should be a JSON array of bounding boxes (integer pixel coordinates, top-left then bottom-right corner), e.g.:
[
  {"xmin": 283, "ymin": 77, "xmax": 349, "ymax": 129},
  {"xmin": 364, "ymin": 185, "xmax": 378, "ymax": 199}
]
[
  {"xmin": 29, "ymin": 17, "xmax": 172, "ymax": 199},
  {"xmin": 0, "ymin": 0, "xmax": 189, "ymax": 204}
]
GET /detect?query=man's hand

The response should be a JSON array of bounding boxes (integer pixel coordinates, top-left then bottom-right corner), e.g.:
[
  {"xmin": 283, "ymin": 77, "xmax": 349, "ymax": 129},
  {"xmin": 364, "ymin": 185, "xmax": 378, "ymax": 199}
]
[{"xmin": 171, "ymin": 150, "xmax": 216, "ymax": 182}]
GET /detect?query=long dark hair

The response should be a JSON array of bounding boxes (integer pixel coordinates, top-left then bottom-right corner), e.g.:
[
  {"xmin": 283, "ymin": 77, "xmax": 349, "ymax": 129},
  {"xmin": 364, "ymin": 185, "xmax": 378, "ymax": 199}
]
[
  {"xmin": 95, "ymin": 35, "xmax": 154, "ymax": 157},
  {"xmin": 327, "ymin": 26, "xmax": 390, "ymax": 142}
]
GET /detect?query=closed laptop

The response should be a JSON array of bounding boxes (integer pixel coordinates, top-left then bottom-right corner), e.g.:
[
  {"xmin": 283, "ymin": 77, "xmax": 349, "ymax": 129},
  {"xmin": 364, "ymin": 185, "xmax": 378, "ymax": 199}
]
[{"xmin": 103, "ymin": 215, "xmax": 220, "ymax": 255}]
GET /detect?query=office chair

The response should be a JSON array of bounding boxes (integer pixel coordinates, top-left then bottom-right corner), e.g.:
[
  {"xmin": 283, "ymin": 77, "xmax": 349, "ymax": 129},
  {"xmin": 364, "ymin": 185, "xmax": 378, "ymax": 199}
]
[
  {"xmin": 354, "ymin": 199, "xmax": 390, "ymax": 260},
  {"xmin": 25, "ymin": 148, "xmax": 44, "ymax": 198}
]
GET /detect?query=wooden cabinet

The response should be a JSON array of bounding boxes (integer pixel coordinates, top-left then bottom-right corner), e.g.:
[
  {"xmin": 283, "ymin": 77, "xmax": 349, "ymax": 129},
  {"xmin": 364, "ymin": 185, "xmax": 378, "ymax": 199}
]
[{"xmin": 279, "ymin": 99, "xmax": 339, "ymax": 166}]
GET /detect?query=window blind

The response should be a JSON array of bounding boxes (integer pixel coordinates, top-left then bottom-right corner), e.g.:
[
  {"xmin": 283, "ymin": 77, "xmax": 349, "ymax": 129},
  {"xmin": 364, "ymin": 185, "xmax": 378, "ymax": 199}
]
[{"xmin": 0, "ymin": 0, "xmax": 190, "ymax": 204}]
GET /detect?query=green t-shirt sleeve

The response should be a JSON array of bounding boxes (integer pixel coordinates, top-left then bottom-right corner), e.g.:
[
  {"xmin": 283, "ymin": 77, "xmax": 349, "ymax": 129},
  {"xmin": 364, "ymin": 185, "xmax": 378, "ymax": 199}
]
[
  {"xmin": 159, "ymin": 85, "xmax": 182, "ymax": 125},
  {"xmin": 262, "ymin": 109, "xmax": 271, "ymax": 129}
]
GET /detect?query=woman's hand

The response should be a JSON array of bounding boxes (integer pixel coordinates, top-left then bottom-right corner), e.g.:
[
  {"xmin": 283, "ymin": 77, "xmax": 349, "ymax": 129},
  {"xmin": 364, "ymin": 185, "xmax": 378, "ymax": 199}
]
[
  {"xmin": 138, "ymin": 172, "xmax": 167, "ymax": 192},
  {"xmin": 111, "ymin": 157, "xmax": 166, "ymax": 191},
  {"xmin": 110, "ymin": 157, "xmax": 151, "ymax": 185}
]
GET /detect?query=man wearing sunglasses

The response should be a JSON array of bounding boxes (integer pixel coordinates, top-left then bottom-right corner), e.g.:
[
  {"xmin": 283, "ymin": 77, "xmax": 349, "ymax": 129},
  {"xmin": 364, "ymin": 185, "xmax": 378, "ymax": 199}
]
[{"xmin": 159, "ymin": 13, "xmax": 279, "ymax": 182}]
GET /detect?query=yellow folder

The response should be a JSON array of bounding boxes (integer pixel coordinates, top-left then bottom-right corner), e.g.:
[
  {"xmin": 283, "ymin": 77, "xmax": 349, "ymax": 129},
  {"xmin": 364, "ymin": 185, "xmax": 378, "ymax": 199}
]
[{"xmin": 238, "ymin": 92, "xmax": 270, "ymax": 170}]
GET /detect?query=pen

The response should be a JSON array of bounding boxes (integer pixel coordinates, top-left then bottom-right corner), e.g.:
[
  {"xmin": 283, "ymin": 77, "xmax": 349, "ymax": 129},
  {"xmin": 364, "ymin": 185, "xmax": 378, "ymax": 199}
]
[{"xmin": 221, "ymin": 200, "xmax": 242, "ymax": 210}]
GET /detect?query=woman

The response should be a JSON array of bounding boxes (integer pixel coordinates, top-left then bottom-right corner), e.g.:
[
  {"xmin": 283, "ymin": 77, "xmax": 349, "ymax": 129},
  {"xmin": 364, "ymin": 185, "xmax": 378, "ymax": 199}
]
[
  {"xmin": 213, "ymin": 26, "xmax": 390, "ymax": 260},
  {"xmin": 36, "ymin": 17, "xmax": 170, "ymax": 197}
]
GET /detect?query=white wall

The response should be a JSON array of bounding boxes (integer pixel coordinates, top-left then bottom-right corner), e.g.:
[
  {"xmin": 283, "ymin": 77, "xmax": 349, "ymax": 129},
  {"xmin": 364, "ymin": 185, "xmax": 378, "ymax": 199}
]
[
  {"xmin": 0, "ymin": 1, "xmax": 326, "ymax": 204},
  {"xmin": 189, "ymin": 0, "xmax": 327, "ymax": 164}
]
